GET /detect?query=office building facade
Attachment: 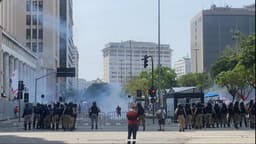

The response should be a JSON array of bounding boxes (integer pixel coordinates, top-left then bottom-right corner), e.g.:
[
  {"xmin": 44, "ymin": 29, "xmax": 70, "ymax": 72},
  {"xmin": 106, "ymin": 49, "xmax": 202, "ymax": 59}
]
[
  {"xmin": 103, "ymin": 40, "xmax": 172, "ymax": 87},
  {"xmin": 190, "ymin": 4, "xmax": 255, "ymax": 73},
  {"xmin": 174, "ymin": 57, "xmax": 191, "ymax": 77}
]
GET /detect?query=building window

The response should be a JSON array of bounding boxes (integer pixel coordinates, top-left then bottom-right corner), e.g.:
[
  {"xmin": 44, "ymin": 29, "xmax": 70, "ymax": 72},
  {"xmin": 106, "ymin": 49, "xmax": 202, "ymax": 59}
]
[
  {"xmin": 26, "ymin": 29, "xmax": 31, "ymax": 39},
  {"xmin": 38, "ymin": 42, "xmax": 43, "ymax": 52},
  {"xmin": 38, "ymin": 14, "xmax": 43, "ymax": 25},
  {"xmin": 32, "ymin": 29, "xmax": 37, "ymax": 39},
  {"xmin": 39, "ymin": 1, "xmax": 43, "ymax": 12},
  {"xmin": 32, "ymin": 42, "xmax": 37, "ymax": 52},
  {"xmin": 39, "ymin": 29, "xmax": 43, "ymax": 39},
  {"xmin": 26, "ymin": 1, "xmax": 31, "ymax": 12},
  {"xmin": 26, "ymin": 42, "xmax": 31, "ymax": 49},
  {"xmin": 32, "ymin": 1, "xmax": 37, "ymax": 11},
  {"xmin": 26, "ymin": 15, "xmax": 31, "ymax": 25},
  {"xmin": 32, "ymin": 15, "xmax": 37, "ymax": 25}
]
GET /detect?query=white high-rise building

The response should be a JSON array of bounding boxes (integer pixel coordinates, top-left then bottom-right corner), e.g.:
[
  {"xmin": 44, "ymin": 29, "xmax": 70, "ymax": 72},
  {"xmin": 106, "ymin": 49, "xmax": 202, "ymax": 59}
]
[
  {"xmin": 174, "ymin": 57, "xmax": 191, "ymax": 77},
  {"xmin": 103, "ymin": 40, "xmax": 173, "ymax": 87}
]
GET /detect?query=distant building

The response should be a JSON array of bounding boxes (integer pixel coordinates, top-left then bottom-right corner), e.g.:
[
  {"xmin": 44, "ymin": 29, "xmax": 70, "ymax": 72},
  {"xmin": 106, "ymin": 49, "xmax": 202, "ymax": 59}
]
[
  {"xmin": 190, "ymin": 4, "xmax": 255, "ymax": 73},
  {"xmin": 102, "ymin": 40, "xmax": 173, "ymax": 86},
  {"xmin": 174, "ymin": 57, "xmax": 191, "ymax": 77}
]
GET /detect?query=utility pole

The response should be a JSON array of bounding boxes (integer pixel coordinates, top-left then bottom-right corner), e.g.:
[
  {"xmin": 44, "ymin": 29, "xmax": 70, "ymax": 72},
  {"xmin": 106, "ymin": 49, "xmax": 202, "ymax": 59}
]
[
  {"xmin": 157, "ymin": 0, "xmax": 163, "ymax": 108},
  {"xmin": 34, "ymin": 71, "xmax": 56, "ymax": 104},
  {"xmin": 130, "ymin": 40, "xmax": 132, "ymax": 80}
]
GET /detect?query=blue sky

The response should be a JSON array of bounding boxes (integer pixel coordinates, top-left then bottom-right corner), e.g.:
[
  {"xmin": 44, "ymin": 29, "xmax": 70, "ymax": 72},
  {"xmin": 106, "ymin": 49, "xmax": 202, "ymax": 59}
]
[{"xmin": 73, "ymin": 0, "xmax": 254, "ymax": 81}]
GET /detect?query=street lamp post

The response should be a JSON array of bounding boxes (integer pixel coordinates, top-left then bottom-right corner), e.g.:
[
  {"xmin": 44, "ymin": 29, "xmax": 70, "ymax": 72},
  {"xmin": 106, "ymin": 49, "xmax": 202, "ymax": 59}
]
[
  {"xmin": 157, "ymin": 0, "xmax": 163, "ymax": 108},
  {"xmin": 34, "ymin": 71, "xmax": 56, "ymax": 104}
]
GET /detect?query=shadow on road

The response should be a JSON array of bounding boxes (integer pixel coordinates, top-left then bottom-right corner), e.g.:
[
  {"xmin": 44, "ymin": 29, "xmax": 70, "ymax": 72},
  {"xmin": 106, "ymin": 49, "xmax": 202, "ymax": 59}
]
[{"xmin": 0, "ymin": 135, "xmax": 65, "ymax": 144}]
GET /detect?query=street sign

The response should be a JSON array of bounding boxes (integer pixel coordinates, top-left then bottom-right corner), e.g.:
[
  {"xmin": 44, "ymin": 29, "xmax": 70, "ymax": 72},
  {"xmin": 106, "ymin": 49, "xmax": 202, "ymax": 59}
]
[
  {"xmin": 56, "ymin": 67, "xmax": 76, "ymax": 77},
  {"xmin": 136, "ymin": 97, "xmax": 145, "ymax": 102}
]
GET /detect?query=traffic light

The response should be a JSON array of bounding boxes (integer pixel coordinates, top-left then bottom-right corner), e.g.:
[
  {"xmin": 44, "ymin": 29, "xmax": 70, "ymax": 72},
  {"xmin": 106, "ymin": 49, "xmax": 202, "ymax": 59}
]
[
  {"xmin": 143, "ymin": 55, "xmax": 148, "ymax": 68},
  {"xmin": 24, "ymin": 93, "xmax": 29, "ymax": 103},
  {"xmin": 150, "ymin": 87, "xmax": 156, "ymax": 97},
  {"xmin": 18, "ymin": 81, "xmax": 24, "ymax": 91}
]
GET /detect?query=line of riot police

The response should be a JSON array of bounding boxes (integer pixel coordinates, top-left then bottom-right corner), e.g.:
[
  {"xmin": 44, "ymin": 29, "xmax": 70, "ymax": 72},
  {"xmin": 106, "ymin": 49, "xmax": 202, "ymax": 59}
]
[
  {"xmin": 175, "ymin": 100, "xmax": 255, "ymax": 131},
  {"xmin": 23, "ymin": 102, "xmax": 77, "ymax": 131}
]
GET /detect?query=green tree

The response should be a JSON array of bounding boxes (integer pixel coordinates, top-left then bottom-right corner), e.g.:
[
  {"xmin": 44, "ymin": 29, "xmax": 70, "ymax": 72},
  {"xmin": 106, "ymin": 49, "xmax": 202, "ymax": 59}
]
[
  {"xmin": 177, "ymin": 73, "xmax": 211, "ymax": 89},
  {"xmin": 125, "ymin": 66, "xmax": 177, "ymax": 96},
  {"xmin": 154, "ymin": 67, "xmax": 177, "ymax": 89},
  {"xmin": 211, "ymin": 33, "xmax": 255, "ymax": 101},
  {"xmin": 215, "ymin": 69, "xmax": 246, "ymax": 101},
  {"xmin": 238, "ymin": 34, "xmax": 256, "ymax": 89}
]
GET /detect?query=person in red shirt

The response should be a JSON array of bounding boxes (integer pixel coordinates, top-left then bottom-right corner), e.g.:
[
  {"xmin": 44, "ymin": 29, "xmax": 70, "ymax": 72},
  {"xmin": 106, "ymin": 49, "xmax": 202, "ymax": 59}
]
[{"xmin": 126, "ymin": 103, "xmax": 139, "ymax": 144}]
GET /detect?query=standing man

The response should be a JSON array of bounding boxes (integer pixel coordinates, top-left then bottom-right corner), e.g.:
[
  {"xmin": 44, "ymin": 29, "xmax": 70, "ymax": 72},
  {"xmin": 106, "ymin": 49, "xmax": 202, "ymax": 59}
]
[
  {"xmin": 116, "ymin": 105, "xmax": 121, "ymax": 117},
  {"xmin": 175, "ymin": 104, "xmax": 186, "ymax": 132},
  {"xmin": 126, "ymin": 103, "xmax": 139, "ymax": 144},
  {"xmin": 156, "ymin": 107, "xmax": 166, "ymax": 131},
  {"xmin": 22, "ymin": 103, "xmax": 32, "ymax": 130},
  {"xmin": 89, "ymin": 102, "xmax": 100, "ymax": 130},
  {"xmin": 137, "ymin": 103, "xmax": 146, "ymax": 131}
]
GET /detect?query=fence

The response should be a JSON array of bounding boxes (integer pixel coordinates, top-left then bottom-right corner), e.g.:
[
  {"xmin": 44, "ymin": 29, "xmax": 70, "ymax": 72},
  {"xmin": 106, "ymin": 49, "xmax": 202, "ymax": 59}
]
[{"xmin": 78, "ymin": 111, "xmax": 175, "ymax": 126}]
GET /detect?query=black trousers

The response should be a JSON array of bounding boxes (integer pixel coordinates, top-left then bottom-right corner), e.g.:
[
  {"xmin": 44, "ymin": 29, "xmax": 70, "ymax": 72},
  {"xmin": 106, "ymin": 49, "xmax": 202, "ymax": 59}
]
[{"xmin": 128, "ymin": 124, "xmax": 138, "ymax": 144}]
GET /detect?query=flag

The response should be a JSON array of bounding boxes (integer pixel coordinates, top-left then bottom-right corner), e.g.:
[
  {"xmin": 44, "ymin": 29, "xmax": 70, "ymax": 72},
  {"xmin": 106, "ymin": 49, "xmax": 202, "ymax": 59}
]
[{"xmin": 11, "ymin": 69, "xmax": 19, "ymax": 97}]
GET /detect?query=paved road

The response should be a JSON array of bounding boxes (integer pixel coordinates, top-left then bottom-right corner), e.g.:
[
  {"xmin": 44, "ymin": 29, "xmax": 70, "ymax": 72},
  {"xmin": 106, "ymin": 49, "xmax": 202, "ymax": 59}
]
[
  {"xmin": 0, "ymin": 115, "xmax": 255, "ymax": 143},
  {"xmin": 0, "ymin": 130, "xmax": 255, "ymax": 144}
]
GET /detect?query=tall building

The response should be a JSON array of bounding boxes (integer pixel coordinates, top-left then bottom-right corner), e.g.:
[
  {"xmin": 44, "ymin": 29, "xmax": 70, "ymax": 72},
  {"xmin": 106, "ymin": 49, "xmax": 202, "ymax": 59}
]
[
  {"xmin": 0, "ymin": 0, "xmax": 78, "ymax": 103},
  {"xmin": 58, "ymin": 0, "xmax": 78, "ymax": 102},
  {"xmin": 103, "ymin": 40, "xmax": 172, "ymax": 86},
  {"xmin": 190, "ymin": 4, "xmax": 255, "ymax": 73},
  {"xmin": 174, "ymin": 57, "xmax": 191, "ymax": 77},
  {"xmin": 0, "ymin": 0, "xmax": 37, "ymax": 102}
]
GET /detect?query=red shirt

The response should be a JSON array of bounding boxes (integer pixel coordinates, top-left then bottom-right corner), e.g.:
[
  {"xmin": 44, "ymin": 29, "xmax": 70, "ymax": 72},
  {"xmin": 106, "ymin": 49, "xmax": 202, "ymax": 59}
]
[{"xmin": 126, "ymin": 110, "xmax": 139, "ymax": 125}]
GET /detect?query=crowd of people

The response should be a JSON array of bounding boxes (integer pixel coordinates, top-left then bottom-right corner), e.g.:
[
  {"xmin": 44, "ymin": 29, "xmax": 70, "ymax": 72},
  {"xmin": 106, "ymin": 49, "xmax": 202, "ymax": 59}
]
[
  {"xmin": 22, "ymin": 102, "xmax": 78, "ymax": 131},
  {"xmin": 175, "ymin": 100, "xmax": 256, "ymax": 132}
]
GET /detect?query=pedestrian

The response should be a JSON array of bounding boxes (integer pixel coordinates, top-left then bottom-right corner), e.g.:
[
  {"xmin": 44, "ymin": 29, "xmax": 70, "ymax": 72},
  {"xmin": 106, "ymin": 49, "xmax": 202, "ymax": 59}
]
[
  {"xmin": 220, "ymin": 103, "xmax": 228, "ymax": 128},
  {"xmin": 126, "ymin": 103, "xmax": 139, "ymax": 144},
  {"xmin": 175, "ymin": 104, "xmax": 186, "ymax": 132},
  {"xmin": 22, "ymin": 103, "xmax": 32, "ymax": 130},
  {"xmin": 116, "ymin": 105, "xmax": 121, "ymax": 117},
  {"xmin": 89, "ymin": 101, "xmax": 100, "ymax": 130},
  {"xmin": 156, "ymin": 107, "xmax": 166, "ymax": 131},
  {"xmin": 185, "ymin": 104, "xmax": 192, "ymax": 130},
  {"xmin": 239, "ymin": 102, "xmax": 248, "ymax": 128},
  {"xmin": 137, "ymin": 103, "xmax": 146, "ymax": 131},
  {"xmin": 233, "ymin": 101, "xmax": 241, "ymax": 129},
  {"xmin": 14, "ymin": 106, "xmax": 19, "ymax": 118},
  {"xmin": 33, "ymin": 103, "xmax": 40, "ymax": 129}
]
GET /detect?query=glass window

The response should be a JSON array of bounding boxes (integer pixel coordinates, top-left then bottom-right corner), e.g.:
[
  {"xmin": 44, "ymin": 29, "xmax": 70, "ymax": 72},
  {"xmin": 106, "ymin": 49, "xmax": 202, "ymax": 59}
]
[
  {"xmin": 32, "ymin": 42, "xmax": 37, "ymax": 52},
  {"xmin": 39, "ymin": 1, "xmax": 43, "ymax": 12},
  {"xmin": 38, "ymin": 42, "xmax": 43, "ymax": 52},
  {"xmin": 32, "ymin": 29, "xmax": 37, "ymax": 39},
  {"xmin": 38, "ymin": 15, "xmax": 43, "ymax": 25},
  {"xmin": 32, "ymin": 1, "xmax": 37, "ymax": 11},
  {"xmin": 26, "ymin": 15, "xmax": 31, "ymax": 25},
  {"xmin": 39, "ymin": 29, "xmax": 43, "ymax": 39},
  {"xmin": 32, "ymin": 15, "xmax": 37, "ymax": 25},
  {"xmin": 26, "ymin": 1, "xmax": 31, "ymax": 12},
  {"xmin": 26, "ymin": 42, "xmax": 31, "ymax": 49},
  {"xmin": 26, "ymin": 29, "xmax": 31, "ymax": 39}
]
